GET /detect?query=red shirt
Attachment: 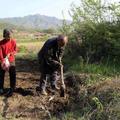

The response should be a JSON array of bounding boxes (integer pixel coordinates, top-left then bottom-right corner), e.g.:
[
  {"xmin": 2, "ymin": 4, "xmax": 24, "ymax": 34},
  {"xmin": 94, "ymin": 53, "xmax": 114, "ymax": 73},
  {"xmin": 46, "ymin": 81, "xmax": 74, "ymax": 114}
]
[{"xmin": 0, "ymin": 38, "xmax": 17, "ymax": 63}]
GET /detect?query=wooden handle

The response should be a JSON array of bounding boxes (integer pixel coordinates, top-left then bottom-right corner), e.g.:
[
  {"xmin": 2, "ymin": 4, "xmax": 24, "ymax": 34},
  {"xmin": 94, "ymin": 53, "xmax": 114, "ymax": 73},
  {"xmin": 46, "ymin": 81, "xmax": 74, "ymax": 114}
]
[{"xmin": 60, "ymin": 64, "xmax": 65, "ymax": 89}]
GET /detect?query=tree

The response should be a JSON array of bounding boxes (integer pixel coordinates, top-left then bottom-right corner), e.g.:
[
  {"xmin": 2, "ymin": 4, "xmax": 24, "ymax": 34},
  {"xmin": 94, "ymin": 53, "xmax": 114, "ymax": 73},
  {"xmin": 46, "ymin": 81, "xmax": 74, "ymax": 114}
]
[{"xmin": 61, "ymin": 0, "xmax": 120, "ymax": 63}]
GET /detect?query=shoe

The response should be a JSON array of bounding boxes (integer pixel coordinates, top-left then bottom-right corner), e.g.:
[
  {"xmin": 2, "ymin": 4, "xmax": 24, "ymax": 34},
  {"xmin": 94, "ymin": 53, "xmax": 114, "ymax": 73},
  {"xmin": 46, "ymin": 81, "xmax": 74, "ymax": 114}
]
[
  {"xmin": 51, "ymin": 84, "xmax": 60, "ymax": 90},
  {"xmin": 41, "ymin": 89, "xmax": 48, "ymax": 96},
  {"xmin": 5, "ymin": 88, "xmax": 14, "ymax": 97},
  {"xmin": 0, "ymin": 89, "xmax": 4, "ymax": 95},
  {"xmin": 36, "ymin": 86, "xmax": 41, "ymax": 91},
  {"xmin": 36, "ymin": 86, "xmax": 48, "ymax": 96}
]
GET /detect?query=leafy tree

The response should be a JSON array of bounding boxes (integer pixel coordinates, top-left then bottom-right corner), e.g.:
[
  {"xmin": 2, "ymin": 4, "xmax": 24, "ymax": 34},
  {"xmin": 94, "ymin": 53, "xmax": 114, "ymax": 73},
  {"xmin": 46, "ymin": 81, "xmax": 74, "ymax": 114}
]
[{"xmin": 61, "ymin": 0, "xmax": 120, "ymax": 63}]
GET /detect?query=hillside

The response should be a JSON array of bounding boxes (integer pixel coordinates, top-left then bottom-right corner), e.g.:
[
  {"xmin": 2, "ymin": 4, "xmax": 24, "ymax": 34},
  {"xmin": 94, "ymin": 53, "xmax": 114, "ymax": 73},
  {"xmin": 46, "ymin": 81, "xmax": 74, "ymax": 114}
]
[
  {"xmin": 0, "ymin": 14, "xmax": 70, "ymax": 29},
  {"xmin": 0, "ymin": 22, "xmax": 16, "ymax": 30},
  {"xmin": 0, "ymin": 21, "xmax": 33, "ymax": 33}
]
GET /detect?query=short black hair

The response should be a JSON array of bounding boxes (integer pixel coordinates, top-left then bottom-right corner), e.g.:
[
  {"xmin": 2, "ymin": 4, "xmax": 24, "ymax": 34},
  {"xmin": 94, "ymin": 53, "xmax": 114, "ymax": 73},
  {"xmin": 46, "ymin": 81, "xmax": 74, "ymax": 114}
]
[{"xmin": 3, "ymin": 28, "xmax": 12, "ymax": 37}]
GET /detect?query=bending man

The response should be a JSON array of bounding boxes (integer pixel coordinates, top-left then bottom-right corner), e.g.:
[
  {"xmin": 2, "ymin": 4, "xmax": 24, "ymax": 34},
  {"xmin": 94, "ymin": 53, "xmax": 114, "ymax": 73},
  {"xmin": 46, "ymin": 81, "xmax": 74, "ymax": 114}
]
[{"xmin": 37, "ymin": 35, "xmax": 68, "ymax": 95}]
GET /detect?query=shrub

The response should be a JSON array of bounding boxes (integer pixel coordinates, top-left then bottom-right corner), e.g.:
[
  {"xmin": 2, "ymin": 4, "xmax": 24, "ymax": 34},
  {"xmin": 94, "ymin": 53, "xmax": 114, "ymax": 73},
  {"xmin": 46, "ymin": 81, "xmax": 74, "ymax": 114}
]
[
  {"xmin": 61, "ymin": 0, "xmax": 120, "ymax": 63},
  {"xmin": 18, "ymin": 45, "xmax": 28, "ymax": 53}
]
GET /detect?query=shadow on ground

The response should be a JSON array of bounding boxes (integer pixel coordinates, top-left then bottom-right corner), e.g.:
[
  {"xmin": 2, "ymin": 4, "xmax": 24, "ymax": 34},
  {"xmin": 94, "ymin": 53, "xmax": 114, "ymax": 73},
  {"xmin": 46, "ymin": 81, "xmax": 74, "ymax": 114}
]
[{"xmin": 16, "ymin": 58, "xmax": 39, "ymax": 73}]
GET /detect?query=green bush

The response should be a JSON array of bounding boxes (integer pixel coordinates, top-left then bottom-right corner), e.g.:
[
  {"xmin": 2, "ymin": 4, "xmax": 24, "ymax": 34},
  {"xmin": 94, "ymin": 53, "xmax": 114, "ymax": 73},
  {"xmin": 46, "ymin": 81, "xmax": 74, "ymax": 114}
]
[
  {"xmin": 18, "ymin": 45, "xmax": 28, "ymax": 53},
  {"xmin": 61, "ymin": 0, "xmax": 120, "ymax": 63}
]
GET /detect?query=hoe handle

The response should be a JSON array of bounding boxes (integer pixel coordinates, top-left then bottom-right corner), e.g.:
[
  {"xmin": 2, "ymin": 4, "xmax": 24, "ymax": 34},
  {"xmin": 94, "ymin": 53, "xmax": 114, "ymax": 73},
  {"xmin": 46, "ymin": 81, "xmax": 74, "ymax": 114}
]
[{"xmin": 59, "ymin": 58, "xmax": 65, "ymax": 90}]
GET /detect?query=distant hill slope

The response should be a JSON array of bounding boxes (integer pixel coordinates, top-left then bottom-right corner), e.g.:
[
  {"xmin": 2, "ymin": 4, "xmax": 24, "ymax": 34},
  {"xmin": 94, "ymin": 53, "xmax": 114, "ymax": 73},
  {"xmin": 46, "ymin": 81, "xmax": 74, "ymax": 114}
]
[
  {"xmin": 0, "ymin": 21, "xmax": 16, "ymax": 29},
  {"xmin": 0, "ymin": 14, "xmax": 70, "ymax": 29},
  {"xmin": 0, "ymin": 21, "xmax": 32, "ymax": 32}
]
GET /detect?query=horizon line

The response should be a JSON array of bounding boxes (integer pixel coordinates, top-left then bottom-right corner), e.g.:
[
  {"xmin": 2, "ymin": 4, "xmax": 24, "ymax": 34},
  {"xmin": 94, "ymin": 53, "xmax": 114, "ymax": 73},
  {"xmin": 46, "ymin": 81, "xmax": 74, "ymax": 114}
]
[{"xmin": 0, "ymin": 13, "xmax": 72, "ymax": 21}]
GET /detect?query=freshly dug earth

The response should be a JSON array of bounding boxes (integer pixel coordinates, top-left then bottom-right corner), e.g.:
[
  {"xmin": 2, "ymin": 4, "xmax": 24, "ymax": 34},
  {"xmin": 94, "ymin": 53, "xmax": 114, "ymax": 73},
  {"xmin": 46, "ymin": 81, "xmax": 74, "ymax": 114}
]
[{"xmin": 0, "ymin": 59, "xmax": 119, "ymax": 120}]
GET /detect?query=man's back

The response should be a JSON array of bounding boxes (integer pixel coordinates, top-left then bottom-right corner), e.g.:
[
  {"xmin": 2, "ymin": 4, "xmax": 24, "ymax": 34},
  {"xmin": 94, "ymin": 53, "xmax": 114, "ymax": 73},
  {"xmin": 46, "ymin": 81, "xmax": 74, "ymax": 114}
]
[
  {"xmin": 38, "ymin": 37, "xmax": 65, "ymax": 73},
  {"xmin": 38, "ymin": 37, "xmax": 58, "ymax": 61}
]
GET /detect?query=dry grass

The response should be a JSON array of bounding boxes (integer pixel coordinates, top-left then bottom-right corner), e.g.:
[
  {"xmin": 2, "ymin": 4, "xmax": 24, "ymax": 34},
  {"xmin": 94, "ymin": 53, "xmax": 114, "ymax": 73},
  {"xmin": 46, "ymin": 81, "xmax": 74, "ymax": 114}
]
[
  {"xmin": 17, "ymin": 41, "xmax": 44, "ymax": 53},
  {"xmin": 16, "ymin": 41, "xmax": 44, "ymax": 59}
]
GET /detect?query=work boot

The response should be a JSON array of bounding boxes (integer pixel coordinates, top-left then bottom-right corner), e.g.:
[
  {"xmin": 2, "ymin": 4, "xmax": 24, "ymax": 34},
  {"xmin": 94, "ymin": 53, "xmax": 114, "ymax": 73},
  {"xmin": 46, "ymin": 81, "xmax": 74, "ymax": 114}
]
[{"xmin": 0, "ymin": 89, "xmax": 4, "ymax": 95}]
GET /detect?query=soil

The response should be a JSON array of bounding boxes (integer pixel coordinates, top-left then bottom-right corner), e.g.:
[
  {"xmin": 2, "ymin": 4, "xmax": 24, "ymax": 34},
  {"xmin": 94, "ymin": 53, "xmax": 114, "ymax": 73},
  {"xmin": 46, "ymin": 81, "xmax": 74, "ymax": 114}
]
[{"xmin": 0, "ymin": 58, "xmax": 119, "ymax": 120}]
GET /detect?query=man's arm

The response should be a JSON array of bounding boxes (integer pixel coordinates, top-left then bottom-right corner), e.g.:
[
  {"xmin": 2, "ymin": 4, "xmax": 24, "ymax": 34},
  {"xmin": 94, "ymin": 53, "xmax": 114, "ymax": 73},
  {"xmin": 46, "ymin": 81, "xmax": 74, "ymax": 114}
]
[
  {"xmin": 0, "ymin": 46, "xmax": 4, "ymax": 62},
  {"xmin": 44, "ymin": 47, "xmax": 60, "ymax": 66},
  {"xmin": 7, "ymin": 39, "xmax": 17, "ymax": 57},
  {"xmin": 12, "ymin": 39, "xmax": 17, "ymax": 55},
  {"xmin": 58, "ymin": 47, "xmax": 65, "ymax": 63}
]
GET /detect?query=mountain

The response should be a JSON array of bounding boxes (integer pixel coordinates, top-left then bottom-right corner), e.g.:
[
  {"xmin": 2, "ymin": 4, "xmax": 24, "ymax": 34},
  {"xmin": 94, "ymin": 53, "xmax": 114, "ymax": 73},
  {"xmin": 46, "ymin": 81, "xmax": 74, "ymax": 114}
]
[
  {"xmin": 0, "ymin": 22, "xmax": 16, "ymax": 29},
  {"xmin": 0, "ymin": 21, "xmax": 32, "ymax": 32},
  {"xmin": 0, "ymin": 14, "xmax": 70, "ymax": 29}
]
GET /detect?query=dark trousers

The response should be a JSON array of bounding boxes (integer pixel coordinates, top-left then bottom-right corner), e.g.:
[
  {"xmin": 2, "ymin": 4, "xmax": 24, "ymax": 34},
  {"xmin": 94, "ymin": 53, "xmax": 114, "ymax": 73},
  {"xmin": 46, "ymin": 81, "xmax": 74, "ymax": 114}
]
[
  {"xmin": 40, "ymin": 71, "xmax": 60, "ymax": 90},
  {"xmin": 0, "ymin": 64, "xmax": 16, "ymax": 90}
]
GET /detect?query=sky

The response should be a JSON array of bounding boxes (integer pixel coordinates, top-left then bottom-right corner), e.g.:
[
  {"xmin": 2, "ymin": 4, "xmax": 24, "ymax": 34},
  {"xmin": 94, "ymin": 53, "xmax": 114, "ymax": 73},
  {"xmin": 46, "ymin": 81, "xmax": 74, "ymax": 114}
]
[
  {"xmin": 0, "ymin": 0, "xmax": 119, "ymax": 20},
  {"xmin": 0, "ymin": 0, "xmax": 80, "ymax": 20}
]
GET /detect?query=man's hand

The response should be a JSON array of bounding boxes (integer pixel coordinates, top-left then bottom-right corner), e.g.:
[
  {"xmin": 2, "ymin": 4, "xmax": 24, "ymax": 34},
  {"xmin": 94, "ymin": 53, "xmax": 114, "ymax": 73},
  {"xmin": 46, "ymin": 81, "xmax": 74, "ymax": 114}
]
[
  {"xmin": 6, "ymin": 53, "xmax": 10, "ymax": 58},
  {"xmin": 54, "ymin": 61, "xmax": 60, "ymax": 66},
  {"xmin": 6, "ymin": 51, "xmax": 16, "ymax": 58},
  {"xmin": 61, "ymin": 84, "xmax": 65, "ymax": 89},
  {"xmin": 53, "ymin": 61, "xmax": 63, "ymax": 69}
]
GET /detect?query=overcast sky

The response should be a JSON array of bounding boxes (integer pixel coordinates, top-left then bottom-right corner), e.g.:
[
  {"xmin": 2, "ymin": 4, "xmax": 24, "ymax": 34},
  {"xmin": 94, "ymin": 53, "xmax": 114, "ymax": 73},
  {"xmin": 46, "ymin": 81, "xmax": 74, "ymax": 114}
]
[{"xmin": 0, "ymin": 0, "xmax": 119, "ymax": 20}]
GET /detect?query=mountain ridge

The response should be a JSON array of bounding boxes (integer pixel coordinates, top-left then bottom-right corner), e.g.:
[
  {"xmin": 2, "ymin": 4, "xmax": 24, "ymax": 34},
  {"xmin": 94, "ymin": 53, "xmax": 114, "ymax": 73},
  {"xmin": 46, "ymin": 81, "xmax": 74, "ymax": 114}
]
[{"xmin": 0, "ymin": 14, "xmax": 70, "ymax": 29}]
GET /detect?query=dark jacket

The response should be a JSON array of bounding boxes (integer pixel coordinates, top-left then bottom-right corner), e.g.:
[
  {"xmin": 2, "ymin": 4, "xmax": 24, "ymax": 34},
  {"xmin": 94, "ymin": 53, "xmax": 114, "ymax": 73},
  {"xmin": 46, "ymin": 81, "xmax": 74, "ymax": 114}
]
[{"xmin": 38, "ymin": 37, "xmax": 64, "ymax": 73}]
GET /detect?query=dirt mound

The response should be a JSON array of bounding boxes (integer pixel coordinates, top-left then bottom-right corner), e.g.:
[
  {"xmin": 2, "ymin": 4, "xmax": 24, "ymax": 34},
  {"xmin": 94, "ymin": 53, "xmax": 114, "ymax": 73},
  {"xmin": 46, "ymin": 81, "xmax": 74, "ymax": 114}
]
[{"xmin": 64, "ymin": 74, "xmax": 120, "ymax": 120}]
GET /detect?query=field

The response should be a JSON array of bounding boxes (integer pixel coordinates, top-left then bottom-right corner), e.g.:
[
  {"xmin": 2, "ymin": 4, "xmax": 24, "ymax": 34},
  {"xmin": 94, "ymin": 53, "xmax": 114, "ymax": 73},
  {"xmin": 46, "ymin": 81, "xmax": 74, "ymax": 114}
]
[
  {"xmin": 0, "ymin": 32, "xmax": 120, "ymax": 120},
  {"xmin": 17, "ymin": 41, "xmax": 44, "ymax": 59}
]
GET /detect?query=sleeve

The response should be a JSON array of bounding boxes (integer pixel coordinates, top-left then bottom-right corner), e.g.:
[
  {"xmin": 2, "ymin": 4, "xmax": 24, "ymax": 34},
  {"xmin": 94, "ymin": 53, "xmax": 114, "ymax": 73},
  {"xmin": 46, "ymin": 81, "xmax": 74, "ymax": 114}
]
[
  {"xmin": 13, "ymin": 39, "xmax": 17, "ymax": 54},
  {"xmin": 0, "ymin": 46, "xmax": 4, "ymax": 62},
  {"xmin": 58, "ymin": 47, "xmax": 65, "ymax": 61},
  {"xmin": 44, "ymin": 47, "xmax": 59, "ymax": 66},
  {"xmin": 10, "ymin": 39, "xmax": 17, "ymax": 56}
]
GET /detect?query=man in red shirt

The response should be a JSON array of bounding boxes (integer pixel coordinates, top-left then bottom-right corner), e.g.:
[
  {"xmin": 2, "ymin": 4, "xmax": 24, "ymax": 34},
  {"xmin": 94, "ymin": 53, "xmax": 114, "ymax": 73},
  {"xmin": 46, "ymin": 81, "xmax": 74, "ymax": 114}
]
[{"xmin": 0, "ymin": 29, "xmax": 17, "ymax": 97}]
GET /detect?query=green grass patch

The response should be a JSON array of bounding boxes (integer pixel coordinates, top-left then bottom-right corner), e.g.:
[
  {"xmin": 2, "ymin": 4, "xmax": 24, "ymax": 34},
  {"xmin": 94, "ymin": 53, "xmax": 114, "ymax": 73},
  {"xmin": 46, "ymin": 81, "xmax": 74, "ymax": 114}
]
[
  {"xmin": 16, "ymin": 52, "xmax": 37, "ymax": 60},
  {"xmin": 63, "ymin": 56, "xmax": 120, "ymax": 85},
  {"xmin": 70, "ymin": 63, "xmax": 120, "ymax": 76},
  {"xmin": 18, "ymin": 45, "xmax": 28, "ymax": 53},
  {"xmin": 64, "ymin": 57, "xmax": 120, "ymax": 76}
]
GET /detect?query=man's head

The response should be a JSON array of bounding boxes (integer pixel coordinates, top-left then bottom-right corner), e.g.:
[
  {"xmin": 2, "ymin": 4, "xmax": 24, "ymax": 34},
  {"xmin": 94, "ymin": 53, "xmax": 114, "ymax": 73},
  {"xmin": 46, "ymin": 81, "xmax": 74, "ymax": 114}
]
[
  {"xmin": 3, "ymin": 29, "xmax": 12, "ymax": 40},
  {"xmin": 57, "ymin": 35, "xmax": 68, "ymax": 47}
]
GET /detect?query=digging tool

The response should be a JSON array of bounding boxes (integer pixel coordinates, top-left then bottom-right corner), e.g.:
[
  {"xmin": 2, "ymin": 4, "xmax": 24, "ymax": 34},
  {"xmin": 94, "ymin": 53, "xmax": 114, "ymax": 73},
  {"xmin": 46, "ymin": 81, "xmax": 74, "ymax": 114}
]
[{"xmin": 60, "ymin": 59, "xmax": 65, "ymax": 97}]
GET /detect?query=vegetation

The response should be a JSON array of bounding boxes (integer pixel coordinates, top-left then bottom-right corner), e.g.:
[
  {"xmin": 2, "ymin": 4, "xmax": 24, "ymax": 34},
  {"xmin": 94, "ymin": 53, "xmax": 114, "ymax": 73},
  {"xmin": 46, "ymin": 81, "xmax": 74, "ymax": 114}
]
[
  {"xmin": 59, "ymin": 0, "xmax": 120, "ymax": 119},
  {"xmin": 61, "ymin": 0, "xmax": 120, "ymax": 76},
  {"xmin": 0, "ymin": 0, "xmax": 119, "ymax": 119}
]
